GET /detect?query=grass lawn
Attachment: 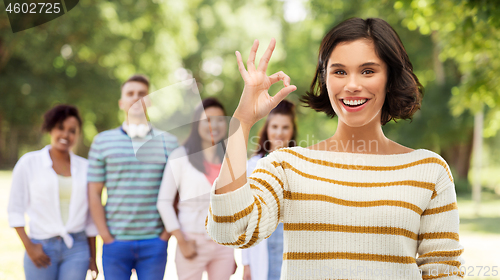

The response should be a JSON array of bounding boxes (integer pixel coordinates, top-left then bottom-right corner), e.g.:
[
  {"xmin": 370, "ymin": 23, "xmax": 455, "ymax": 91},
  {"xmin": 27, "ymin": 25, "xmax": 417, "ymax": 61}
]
[
  {"xmin": 455, "ymin": 192, "xmax": 500, "ymax": 280},
  {"xmin": 1, "ymin": 170, "xmax": 499, "ymax": 280},
  {"xmin": 457, "ymin": 192, "xmax": 500, "ymax": 235}
]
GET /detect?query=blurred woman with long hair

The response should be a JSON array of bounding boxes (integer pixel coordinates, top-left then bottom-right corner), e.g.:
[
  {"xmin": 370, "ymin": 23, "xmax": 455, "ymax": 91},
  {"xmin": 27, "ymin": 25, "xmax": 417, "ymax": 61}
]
[
  {"xmin": 157, "ymin": 97, "xmax": 236, "ymax": 280},
  {"xmin": 242, "ymin": 99, "xmax": 297, "ymax": 280}
]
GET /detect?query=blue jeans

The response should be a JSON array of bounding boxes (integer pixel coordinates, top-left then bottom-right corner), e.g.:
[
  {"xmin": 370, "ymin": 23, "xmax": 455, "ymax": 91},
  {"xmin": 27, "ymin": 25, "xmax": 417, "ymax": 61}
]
[
  {"xmin": 102, "ymin": 237, "xmax": 168, "ymax": 280},
  {"xmin": 267, "ymin": 223, "xmax": 284, "ymax": 280},
  {"xmin": 24, "ymin": 231, "xmax": 90, "ymax": 280}
]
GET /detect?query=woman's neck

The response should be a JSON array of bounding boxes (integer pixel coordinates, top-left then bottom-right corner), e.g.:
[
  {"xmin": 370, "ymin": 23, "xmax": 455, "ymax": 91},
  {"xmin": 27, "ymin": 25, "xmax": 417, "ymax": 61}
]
[
  {"xmin": 269, "ymin": 145, "xmax": 279, "ymax": 153},
  {"xmin": 201, "ymin": 141, "xmax": 219, "ymax": 164},
  {"xmin": 49, "ymin": 146, "xmax": 70, "ymax": 162},
  {"xmin": 324, "ymin": 120, "xmax": 393, "ymax": 154}
]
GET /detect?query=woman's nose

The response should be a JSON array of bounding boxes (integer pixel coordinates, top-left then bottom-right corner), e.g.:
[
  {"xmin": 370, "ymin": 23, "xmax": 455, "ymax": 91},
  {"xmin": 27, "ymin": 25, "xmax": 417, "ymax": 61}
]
[{"xmin": 344, "ymin": 75, "xmax": 362, "ymax": 93}]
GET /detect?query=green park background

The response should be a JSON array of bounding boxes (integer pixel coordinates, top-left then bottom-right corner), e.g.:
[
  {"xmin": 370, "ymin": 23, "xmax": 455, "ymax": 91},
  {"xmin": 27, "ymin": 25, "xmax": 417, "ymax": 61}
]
[{"xmin": 1, "ymin": 0, "xmax": 499, "ymax": 279}]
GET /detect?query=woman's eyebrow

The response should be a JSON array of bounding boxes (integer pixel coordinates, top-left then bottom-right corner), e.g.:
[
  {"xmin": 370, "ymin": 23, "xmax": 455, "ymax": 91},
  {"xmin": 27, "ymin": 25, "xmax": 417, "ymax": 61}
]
[
  {"xmin": 329, "ymin": 62, "xmax": 381, "ymax": 68},
  {"xmin": 329, "ymin": 63, "xmax": 345, "ymax": 68},
  {"xmin": 359, "ymin": 62, "xmax": 381, "ymax": 67}
]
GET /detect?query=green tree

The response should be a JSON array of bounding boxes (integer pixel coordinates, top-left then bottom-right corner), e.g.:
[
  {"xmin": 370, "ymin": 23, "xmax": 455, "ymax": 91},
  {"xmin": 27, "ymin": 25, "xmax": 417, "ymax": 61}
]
[{"xmin": 0, "ymin": 0, "xmax": 197, "ymax": 165}]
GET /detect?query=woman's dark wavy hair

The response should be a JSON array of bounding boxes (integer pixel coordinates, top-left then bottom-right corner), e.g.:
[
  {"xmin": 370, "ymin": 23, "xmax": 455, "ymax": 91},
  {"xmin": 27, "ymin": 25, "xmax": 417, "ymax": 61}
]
[
  {"xmin": 42, "ymin": 104, "xmax": 82, "ymax": 132},
  {"xmin": 184, "ymin": 97, "xmax": 227, "ymax": 174},
  {"xmin": 255, "ymin": 100, "xmax": 297, "ymax": 157},
  {"xmin": 300, "ymin": 17, "xmax": 423, "ymax": 125}
]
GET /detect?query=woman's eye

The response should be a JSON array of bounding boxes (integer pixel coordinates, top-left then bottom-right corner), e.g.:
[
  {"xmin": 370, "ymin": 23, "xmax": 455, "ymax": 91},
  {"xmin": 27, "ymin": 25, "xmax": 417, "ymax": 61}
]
[
  {"xmin": 334, "ymin": 70, "xmax": 346, "ymax": 75},
  {"xmin": 362, "ymin": 69, "xmax": 374, "ymax": 74}
]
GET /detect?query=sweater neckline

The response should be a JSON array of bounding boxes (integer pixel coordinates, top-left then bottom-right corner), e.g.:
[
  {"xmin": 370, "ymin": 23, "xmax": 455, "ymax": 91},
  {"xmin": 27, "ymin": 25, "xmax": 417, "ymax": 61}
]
[{"xmin": 294, "ymin": 146, "xmax": 423, "ymax": 158}]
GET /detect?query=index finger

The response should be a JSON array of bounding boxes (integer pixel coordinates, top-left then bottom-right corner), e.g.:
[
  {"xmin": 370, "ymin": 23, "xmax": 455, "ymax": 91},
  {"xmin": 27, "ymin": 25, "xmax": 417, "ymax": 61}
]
[
  {"xmin": 257, "ymin": 38, "xmax": 276, "ymax": 72},
  {"xmin": 247, "ymin": 39, "xmax": 259, "ymax": 72},
  {"xmin": 235, "ymin": 51, "xmax": 250, "ymax": 81}
]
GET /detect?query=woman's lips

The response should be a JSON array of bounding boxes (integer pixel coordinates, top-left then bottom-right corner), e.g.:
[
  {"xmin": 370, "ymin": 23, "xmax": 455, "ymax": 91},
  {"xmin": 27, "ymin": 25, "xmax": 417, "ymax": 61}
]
[{"xmin": 340, "ymin": 98, "xmax": 370, "ymax": 112}]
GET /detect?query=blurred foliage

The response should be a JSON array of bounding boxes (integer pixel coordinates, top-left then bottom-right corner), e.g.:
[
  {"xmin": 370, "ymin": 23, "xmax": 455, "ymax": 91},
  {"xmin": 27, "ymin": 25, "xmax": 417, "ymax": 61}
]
[
  {"xmin": 0, "ymin": 0, "xmax": 499, "ymax": 188},
  {"xmin": 0, "ymin": 0, "xmax": 199, "ymax": 151},
  {"xmin": 394, "ymin": 0, "xmax": 500, "ymax": 136}
]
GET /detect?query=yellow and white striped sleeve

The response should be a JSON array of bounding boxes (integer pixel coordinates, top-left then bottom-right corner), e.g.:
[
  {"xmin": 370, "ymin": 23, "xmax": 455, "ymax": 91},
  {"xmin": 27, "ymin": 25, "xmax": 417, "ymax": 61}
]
[
  {"xmin": 206, "ymin": 152, "xmax": 286, "ymax": 249},
  {"xmin": 417, "ymin": 164, "xmax": 465, "ymax": 279}
]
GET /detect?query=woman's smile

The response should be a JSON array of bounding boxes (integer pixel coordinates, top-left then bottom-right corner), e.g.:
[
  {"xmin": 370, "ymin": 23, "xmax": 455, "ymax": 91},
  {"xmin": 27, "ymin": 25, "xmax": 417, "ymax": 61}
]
[{"xmin": 339, "ymin": 97, "xmax": 371, "ymax": 112}]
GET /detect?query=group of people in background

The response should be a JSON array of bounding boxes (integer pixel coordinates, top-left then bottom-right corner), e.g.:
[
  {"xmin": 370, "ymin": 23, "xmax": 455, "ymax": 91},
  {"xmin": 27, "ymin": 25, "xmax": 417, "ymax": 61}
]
[
  {"xmin": 8, "ymin": 17, "xmax": 465, "ymax": 280},
  {"xmin": 7, "ymin": 73, "xmax": 297, "ymax": 280}
]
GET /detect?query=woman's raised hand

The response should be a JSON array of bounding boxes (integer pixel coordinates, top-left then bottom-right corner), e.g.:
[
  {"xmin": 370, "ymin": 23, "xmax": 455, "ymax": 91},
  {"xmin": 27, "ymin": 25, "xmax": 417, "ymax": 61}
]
[{"xmin": 234, "ymin": 38, "xmax": 297, "ymax": 126}]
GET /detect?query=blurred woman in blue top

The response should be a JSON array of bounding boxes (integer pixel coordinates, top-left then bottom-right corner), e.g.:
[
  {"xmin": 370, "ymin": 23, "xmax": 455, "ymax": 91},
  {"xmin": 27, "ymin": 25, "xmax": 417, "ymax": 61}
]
[{"xmin": 242, "ymin": 99, "xmax": 297, "ymax": 280}]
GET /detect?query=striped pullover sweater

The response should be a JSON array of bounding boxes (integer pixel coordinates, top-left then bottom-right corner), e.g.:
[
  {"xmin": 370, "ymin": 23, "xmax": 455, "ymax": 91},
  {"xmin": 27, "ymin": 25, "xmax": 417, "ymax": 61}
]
[{"xmin": 206, "ymin": 147, "xmax": 464, "ymax": 280}]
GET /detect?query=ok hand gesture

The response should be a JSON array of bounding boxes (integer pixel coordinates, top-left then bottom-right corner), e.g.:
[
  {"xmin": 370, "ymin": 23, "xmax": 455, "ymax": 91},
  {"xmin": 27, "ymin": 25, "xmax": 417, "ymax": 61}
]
[{"xmin": 234, "ymin": 38, "xmax": 297, "ymax": 127}]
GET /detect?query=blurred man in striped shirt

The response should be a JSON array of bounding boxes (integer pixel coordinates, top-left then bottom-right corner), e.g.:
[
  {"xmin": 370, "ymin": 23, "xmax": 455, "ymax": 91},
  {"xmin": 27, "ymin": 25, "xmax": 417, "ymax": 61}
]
[{"xmin": 87, "ymin": 74, "xmax": 178, "ymax": 280}]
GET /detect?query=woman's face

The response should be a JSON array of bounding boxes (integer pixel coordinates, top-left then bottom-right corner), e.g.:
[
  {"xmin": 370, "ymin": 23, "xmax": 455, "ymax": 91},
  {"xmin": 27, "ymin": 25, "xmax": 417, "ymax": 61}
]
[
  {"xmin": 267, "ymin": 113, "xmax": 294, "ymax": 152},
  {"xmin": 198, "ymin": 106, "xmax": 227, "ymax": 145},
  {"xmin": 49, "ymin": 116, "xmax": 80, "ymax": 153},
  {"xmin": 326, "ymin": 39, "xmax": 388, "ymax": 128}
]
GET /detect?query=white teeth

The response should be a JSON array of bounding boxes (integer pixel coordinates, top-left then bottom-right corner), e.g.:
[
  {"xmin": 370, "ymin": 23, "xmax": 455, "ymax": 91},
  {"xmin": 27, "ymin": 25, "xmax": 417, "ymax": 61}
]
[
  {"xmin": 342, "ymin": 99, "xmax": 367, "ymax": 106},
  {"xmin": 59, "ymin": 139, "xmax": 68, "ymax": 144}
]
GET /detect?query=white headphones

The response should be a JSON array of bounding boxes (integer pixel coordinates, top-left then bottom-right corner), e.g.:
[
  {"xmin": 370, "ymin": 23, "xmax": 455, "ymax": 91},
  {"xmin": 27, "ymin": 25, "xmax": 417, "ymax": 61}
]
[{"xmin": 123, "ymin": 122, "xmax": 150, "ymax": 138}]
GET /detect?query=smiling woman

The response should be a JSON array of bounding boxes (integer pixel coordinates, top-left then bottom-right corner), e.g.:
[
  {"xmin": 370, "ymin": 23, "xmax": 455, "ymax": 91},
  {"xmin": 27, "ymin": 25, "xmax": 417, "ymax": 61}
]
[
  {"xmin": 42, "ymin": 107, "xmax": 82, "ymax": 176},
  {"xmin": 157, "ymin": 98, "xmax": 237, "ymax": 280},
  {"xmin": 242, "ymin": 100, "xmax": 298, "ymax": 280},
  {"xmin": 207, "ymin": 17, "xmax": 464, "ymax": 280},
  {"xmin": 302, "ymin": 17, "xmax": 423, "ymax": 128},
  {"xmin": 8, "ymin": 104, "xmax": 99, "ymax": 280}
]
